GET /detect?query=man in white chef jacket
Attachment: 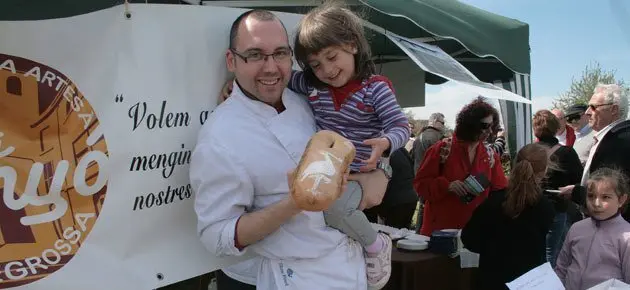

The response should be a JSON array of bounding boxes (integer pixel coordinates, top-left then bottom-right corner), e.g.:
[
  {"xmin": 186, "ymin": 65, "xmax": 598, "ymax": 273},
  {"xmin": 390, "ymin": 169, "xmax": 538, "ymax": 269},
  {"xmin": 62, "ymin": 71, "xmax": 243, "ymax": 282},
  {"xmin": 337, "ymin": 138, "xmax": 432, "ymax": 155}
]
[{"xmin": 190, "ymin": 10, "xmax": 388, "ymax": 289}]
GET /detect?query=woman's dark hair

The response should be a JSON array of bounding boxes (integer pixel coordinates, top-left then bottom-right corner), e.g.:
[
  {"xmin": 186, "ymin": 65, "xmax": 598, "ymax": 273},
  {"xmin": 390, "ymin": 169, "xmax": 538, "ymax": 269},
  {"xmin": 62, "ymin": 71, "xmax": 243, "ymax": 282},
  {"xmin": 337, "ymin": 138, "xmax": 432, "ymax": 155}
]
[
  {"xmin": 533, "ymin": 110, "xmax": 560, "ymax": 140},
  {"xmin": 454, "ymin": 96, "xmax": 500, "ymax": 141},
  {"xmin": 293, "ymin": 2, "xmax": 375, "ymax": 89}
]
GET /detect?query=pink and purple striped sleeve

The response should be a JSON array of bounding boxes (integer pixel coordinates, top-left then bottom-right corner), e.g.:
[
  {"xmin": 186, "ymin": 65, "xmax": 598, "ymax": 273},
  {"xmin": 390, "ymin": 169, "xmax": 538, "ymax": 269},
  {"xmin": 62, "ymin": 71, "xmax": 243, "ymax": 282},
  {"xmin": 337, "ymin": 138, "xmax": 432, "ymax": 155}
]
[
  {"xmin": 288, "ymin": 70, "xmax": 312, "ymax": 96},
  {"xmin": 371, "ymin": 80, "xmax": 411, "ymax": 153}
]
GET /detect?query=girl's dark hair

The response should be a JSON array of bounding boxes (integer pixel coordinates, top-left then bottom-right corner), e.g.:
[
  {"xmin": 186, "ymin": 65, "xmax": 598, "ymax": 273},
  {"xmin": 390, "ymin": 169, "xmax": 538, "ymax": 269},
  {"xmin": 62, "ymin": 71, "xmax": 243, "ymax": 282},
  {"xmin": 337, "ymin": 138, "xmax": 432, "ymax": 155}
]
[
  {"xmin": 502, "ymin": 143, "xmax": 549, "ymax": 218},
  {"xmin": 533, "ymin": 110, "xmax": 560, "ymax": 140},
  {"xmin": 587, "ymin": 167, "xmax": 630, "ymax": 201},
  {"xmin": 293, "ymin": 2, "xmax": 375, "ymax": 88},
  {"xmin": 454, "ymin": 96, "xmax": 500, "ymax": 141}
]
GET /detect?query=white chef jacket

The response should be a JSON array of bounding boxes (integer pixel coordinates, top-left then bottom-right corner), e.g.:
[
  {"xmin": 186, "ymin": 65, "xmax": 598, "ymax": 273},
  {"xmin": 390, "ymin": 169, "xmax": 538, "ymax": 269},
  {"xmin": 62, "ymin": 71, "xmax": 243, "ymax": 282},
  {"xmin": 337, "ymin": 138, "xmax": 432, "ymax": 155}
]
[{"xmin": 190, "ymin": 83, "xmax": 367, "ymax": 289}]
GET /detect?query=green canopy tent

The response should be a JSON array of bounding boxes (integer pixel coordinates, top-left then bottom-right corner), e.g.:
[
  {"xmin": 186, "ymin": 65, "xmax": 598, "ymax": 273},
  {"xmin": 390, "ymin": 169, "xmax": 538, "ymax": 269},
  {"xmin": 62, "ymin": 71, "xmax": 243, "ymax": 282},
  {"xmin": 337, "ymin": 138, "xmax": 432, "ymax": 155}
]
[
  {"xmin": 200, "ymin": 0, "xmax": 534, "ymax": 156},
  {"xmin": 1, "ymin": 0, "xmax": 533, "ymax": 155},
  {"xmin": 355, "ymin": 0, "xmax": 533, "ymax": 156}
]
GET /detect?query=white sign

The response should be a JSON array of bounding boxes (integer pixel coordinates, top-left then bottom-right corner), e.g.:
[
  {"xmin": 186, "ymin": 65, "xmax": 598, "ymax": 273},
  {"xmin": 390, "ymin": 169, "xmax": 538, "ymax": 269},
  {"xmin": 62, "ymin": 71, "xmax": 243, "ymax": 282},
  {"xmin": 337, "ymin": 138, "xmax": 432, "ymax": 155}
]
[
  {"xmin": 387, "ymin": 33, "xmax": 532, "ymax": 104},
  {"xmin": 506, "ymin": 262, "xmax": 565, "ymax": 290},
  {"xmin": 0, "ymin": 4, "xmax": 304, "ymax": 290},
  {"xmin": 588, "ymin": 279, "xmax": 630, "ymax": 290}
]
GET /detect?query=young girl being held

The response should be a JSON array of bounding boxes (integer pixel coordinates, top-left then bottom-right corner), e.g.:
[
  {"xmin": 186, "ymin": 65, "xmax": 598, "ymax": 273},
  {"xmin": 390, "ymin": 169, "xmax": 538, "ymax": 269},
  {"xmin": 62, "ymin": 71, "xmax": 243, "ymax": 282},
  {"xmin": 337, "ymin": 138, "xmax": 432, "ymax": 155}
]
[
  {"xmin": 290, "ymin": 3, "xmax": 410, "ymax": 289},
  {"xmin": 555, "ymin": 167, "xmax": 630, "ymax": 290}
]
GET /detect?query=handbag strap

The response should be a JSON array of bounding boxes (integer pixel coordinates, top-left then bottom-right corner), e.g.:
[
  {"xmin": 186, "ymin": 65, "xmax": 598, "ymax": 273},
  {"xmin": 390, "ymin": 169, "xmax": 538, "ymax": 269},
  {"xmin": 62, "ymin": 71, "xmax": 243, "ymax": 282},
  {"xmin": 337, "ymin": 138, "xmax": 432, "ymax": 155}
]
[{"xmin": 547, "ymin": 144, "xmax": 561, "ymax": 157}]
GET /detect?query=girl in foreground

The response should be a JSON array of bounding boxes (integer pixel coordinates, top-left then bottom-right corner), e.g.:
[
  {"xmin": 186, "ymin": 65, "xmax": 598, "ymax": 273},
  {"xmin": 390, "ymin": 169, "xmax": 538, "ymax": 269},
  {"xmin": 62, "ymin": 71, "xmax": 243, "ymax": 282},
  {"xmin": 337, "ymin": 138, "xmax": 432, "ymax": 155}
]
[
  {"xmin": 461, "ymin": 143, "xmax": 555, "ymax": 290},
  {"xmin": 555, "ymin": 167, "xmax": 630, "ymax": 290},
  {"xmin": 289, "ymin": 3, "xmax": 410, "ymax": 289}
]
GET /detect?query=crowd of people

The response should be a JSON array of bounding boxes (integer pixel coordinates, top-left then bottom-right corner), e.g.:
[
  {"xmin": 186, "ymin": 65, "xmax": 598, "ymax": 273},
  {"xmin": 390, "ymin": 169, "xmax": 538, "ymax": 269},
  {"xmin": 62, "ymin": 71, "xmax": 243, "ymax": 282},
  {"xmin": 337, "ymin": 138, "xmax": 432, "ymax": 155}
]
[
  {"xmin": 188, "ymin": 2, "xmax": 630, "ymax": 290},
  {"xmin": 457, "ymin": 83, "xmax": 630, "ymax": 290}
]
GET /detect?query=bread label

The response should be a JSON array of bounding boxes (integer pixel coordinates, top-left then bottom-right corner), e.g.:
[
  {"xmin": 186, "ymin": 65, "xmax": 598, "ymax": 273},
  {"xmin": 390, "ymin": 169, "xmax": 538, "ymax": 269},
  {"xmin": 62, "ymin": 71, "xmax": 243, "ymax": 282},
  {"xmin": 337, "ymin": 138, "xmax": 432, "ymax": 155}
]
[
  {"xmin": 299, "ymin": 151, "xmax": 343, "ymax": 196},
  {"xmin": 0, "ymin": 54, "xmax": 109, "ymax": 288}
]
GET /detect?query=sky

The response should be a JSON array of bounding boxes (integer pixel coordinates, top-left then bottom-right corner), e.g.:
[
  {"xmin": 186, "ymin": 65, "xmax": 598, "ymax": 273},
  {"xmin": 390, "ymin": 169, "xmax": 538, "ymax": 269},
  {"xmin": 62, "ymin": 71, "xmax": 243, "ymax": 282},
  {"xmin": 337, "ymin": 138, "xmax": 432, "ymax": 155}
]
[{"xmin": 406, "ymin": 0, "xmax": 630, "ymax": 127}]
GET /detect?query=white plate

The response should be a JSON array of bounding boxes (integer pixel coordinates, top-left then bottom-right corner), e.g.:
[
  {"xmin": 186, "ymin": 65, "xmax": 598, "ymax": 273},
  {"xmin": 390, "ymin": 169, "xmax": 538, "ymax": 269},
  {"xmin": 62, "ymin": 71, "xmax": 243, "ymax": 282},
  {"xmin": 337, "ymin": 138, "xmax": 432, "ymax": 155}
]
[
  {"xmin": 405, "ymin": 234, "xmax": 430, "ymax": 242},
  {"xmin": 397, "ymin": 239, "xmax": 428, "ymax": 251}
]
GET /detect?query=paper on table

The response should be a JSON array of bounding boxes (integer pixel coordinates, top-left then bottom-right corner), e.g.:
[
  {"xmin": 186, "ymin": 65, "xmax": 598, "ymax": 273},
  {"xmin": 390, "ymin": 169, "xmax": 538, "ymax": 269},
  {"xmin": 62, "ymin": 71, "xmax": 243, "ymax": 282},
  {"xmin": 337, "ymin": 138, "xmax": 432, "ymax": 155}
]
[
  {"xmin": 506, "ymin": 262, "xmax": 565, "ymax": 290},
  {"xmin": 587, "ymin": 278, "xmax": 630, "ymax": 290},
  {"xmin": 459, "ymin": 249, "xmax": 480, "ymax": 268}
]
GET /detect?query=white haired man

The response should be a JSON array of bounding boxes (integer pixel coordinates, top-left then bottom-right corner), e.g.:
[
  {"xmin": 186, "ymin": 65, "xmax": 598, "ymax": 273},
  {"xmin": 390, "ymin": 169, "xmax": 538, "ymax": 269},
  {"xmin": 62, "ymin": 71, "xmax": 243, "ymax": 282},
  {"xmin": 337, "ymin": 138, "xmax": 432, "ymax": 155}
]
[
  {"xmin": 412, "ymin": 112, "xmax": 445, "ymax": 174},
  {"xmin": 560, "ymin": 84, "xmax": 630, "ymax": 220},
  {"xmin": 410, "ymin": 112, "xmax": 444, "ymax": 230},
  {"xmin": 565, "ymin": 104, "xmax": 595, "ymax": 165}
]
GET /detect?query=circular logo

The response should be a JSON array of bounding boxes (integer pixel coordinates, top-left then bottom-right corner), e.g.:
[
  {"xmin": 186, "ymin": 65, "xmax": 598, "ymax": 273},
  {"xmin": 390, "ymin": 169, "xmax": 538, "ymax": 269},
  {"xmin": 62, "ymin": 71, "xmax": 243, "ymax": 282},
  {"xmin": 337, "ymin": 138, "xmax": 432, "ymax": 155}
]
[{"xmin": 0, "ymin": 54, "xmax": 109, "ymax": 288}]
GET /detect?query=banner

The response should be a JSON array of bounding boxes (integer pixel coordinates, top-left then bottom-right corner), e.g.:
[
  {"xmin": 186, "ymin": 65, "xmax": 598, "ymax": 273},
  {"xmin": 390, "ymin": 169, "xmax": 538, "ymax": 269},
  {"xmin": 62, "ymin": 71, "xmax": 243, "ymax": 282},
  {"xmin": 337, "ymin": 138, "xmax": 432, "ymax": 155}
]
[
  {"xmin": 386, "ymin": 33, "xmax": 532, "ymax": 104},
  {"xmin": 0, "ymin": 4, "xmax": 304, "ymax": 289}
]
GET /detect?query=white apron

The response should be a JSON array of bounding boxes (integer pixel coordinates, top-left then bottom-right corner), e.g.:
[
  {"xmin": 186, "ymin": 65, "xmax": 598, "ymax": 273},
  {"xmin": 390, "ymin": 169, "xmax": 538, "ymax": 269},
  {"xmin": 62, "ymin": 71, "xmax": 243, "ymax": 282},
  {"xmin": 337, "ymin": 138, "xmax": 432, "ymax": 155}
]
[{"xmin": 257, "ymin": 237, "xmax": 366, "ymax": 290}]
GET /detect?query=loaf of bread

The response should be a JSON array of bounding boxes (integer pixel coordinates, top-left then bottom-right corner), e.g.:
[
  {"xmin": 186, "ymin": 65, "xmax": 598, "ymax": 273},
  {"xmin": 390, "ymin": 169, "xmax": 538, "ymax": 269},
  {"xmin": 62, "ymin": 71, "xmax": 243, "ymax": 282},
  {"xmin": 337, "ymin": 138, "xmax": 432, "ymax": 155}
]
[{"xmin": 291, "ymin": 130, "xmax": 356, "ymax": 211}]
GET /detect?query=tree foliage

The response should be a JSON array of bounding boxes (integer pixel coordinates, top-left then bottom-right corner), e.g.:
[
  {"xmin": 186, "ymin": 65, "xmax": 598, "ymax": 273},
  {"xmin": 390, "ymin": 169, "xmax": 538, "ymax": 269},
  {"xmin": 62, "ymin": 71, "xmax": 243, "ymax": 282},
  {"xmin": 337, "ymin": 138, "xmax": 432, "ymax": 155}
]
[{"xmin": 553, "ymin": 62, "xmax": 626, "ymax": 110}]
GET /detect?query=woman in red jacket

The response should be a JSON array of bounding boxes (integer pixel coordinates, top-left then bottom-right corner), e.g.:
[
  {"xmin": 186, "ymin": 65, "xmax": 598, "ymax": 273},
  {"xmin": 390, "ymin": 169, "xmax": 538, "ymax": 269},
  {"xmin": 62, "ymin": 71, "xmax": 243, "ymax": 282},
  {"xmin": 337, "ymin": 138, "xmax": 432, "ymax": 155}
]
[{"xmin": 414, "ymin": 97, "xmax": 508, "ymax": 236}]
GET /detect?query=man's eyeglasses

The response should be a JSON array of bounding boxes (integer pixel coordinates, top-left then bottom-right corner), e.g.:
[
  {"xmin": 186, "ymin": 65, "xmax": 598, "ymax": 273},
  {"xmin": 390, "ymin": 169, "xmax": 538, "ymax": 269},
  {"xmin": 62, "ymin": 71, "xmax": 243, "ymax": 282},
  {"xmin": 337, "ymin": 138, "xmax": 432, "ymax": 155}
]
[
  {"xmin": 588, "ymin": 103, "xmax": 613, "ymax": 111},
  {"xmin": 230, "ymin": 48, "xmax": 293, "ymax": 64}
]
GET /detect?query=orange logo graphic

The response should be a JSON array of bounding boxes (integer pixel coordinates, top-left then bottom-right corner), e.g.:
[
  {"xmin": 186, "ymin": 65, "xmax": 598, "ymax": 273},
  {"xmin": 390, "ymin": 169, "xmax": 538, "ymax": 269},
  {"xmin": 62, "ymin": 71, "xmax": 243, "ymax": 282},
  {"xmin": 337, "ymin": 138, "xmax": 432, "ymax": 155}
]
[{"xmin": 0, "ymin": 54, "xmax": 109, "ymax": 288}]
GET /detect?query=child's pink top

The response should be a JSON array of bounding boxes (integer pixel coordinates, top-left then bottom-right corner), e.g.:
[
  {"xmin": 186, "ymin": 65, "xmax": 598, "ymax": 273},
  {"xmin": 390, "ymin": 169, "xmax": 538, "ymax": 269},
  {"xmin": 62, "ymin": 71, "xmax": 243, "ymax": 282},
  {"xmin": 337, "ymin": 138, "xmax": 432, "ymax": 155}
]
[{"xmin": 555, "ymin": 213, "xmax": 630, "ymax": 290}]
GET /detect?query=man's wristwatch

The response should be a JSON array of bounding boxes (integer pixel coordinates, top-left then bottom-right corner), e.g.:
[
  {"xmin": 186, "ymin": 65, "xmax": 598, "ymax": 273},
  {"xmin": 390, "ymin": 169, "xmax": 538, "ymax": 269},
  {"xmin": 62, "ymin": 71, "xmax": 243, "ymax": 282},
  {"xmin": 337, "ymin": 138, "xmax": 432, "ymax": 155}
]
[{"xmin": 377, "ymin": 159, "xmax": 393, "ymax": 179}]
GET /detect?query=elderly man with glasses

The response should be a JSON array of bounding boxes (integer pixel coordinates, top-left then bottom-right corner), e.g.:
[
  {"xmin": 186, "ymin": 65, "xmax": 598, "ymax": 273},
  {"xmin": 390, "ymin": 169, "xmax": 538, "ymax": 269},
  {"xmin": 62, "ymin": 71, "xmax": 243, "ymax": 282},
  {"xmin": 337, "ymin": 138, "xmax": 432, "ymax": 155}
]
[
  {"xmin": 412, "ymin": 112, "xmax": 445, "ymax": 174},
  {"xmin": 565, "ymin": 104, "xmax": 595, "ymax": 165},
  {"xmin": 559, "ymin": 84, "xmax": 630, "ymax": 221},
  {"xmin": 565, "ymin": 104, "xmax": 593, "ymax": 139}
]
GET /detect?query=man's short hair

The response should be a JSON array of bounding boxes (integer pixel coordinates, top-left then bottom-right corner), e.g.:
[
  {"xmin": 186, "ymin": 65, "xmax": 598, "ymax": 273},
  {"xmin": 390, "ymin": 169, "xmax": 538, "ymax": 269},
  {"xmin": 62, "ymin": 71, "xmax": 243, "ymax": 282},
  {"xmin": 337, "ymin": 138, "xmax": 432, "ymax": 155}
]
[
  {"xmin": 229, "ymin": 9, "xmax": 286, "ymax": 50},
  {"xmin": 428, "ymin": 112, "xmax": 444, "ymax": 126},
  {"xmin": 551, "ymin": 108, "xmax": 565, "ymax": 119}
]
